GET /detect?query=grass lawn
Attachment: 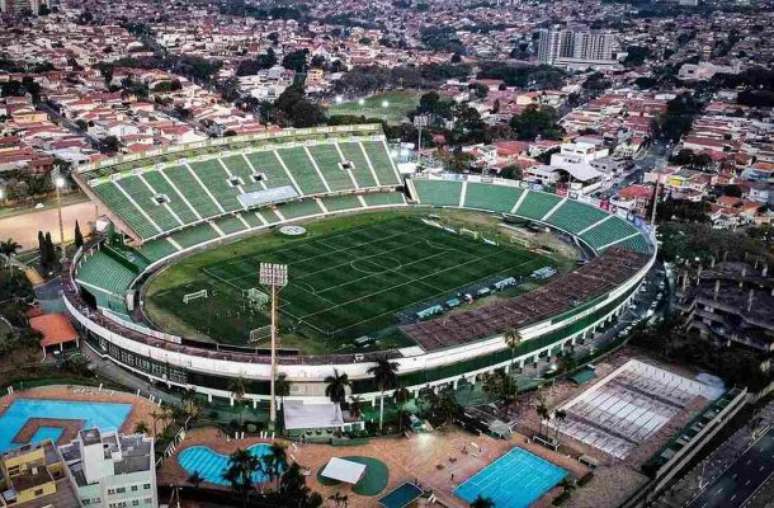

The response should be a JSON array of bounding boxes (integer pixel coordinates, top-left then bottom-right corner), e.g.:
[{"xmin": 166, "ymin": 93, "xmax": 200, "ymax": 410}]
[
  {"xmin": 328, "ymin": 91, "xmax": 421, "ymax": 124},
  {"xmin": 144, "ymin": 211, "xmax": 554, "ymax": 354}
]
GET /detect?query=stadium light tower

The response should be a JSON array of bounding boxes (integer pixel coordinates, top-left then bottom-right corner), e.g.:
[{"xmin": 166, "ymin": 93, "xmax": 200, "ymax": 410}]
[
  {"xmin": 259, "ymin": 262, "xmax": 288, "ymax": 428},
  {"xmin": 54, "ymin": 174, "xmax": 67, "ymax": 263},
  {"xmin": 413, "ymin": 114, "xmax": 429, "ymax": 167}
]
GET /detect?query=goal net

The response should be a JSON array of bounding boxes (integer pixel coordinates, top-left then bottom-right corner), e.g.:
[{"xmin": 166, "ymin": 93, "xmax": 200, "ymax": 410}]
[
  {"xmin": 243, "ymin": 288, "xmax": 269, "ymax": 311},
  {"xmin": 182, "ymin": 289, "xmax": 208, "ymax": 304},
  {"xmin": 249, "ymin": 325, "xmax": 273, "ymax": 344}
]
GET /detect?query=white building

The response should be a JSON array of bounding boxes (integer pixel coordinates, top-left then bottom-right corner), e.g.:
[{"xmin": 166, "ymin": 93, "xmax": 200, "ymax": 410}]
[
  {"xmin": 59, "ymin": 429, "xmax": 158, "ymax": 508},
  {"xmin": 524, "ymin": 140, "xmax": 611, "ymax": 194},
  {"xmin": 537, "ymin": 26, "xmax": 618, "ymax": 70}
]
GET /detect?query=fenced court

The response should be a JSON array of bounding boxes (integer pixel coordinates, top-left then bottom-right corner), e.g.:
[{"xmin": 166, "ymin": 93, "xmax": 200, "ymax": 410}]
[{"xmin": 198, "ymin": 217, "xmax": 549, "ymax": 341}]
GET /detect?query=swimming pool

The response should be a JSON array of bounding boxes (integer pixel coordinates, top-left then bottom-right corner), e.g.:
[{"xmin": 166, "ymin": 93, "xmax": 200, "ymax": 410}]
[
  {"xmin": 178, "ymin": 443, "xmax": 276, "ymax": 486},
  {"xmin": 0, "ymin": 399, "xmax": 132, "ymax": 452},
  {"xmin": 454, "ymin": 448, "xmax": 567, "ymax": 508}
]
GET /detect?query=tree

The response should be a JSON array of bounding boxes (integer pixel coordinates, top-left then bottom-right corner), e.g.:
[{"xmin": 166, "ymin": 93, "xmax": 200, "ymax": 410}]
[
  {"xmin": 510, "ymin": 104, "xmax": 562, "ymax": 141},
  {"xmin": 229, "ymin": 376, "xmax": 248, "ymax": 430},
  {"xmin": 0, "ymin": 239, "xmax": 21, "ymax": 269},
  {"xmin": 324, "ymin": 369, "xmax": 349, "ymax": 405},
  {"xmin": 74, "ymin": 221, "xmax": 84, "ymax": 249},
  {"xmin": 224, "ymin": 448, "xmax": 260, "ymax": 508},
  {"xmin": 470, "ymin": 495, "xmax": 495, "ymax": 508},
  {"xmin": 536, "ymin": 393, "xmax": 550, "ymax": 437},
  {"xmin": 328, "ymin": 491, "xmax": 349, "ymax": 508},
  {"xmin": 262, "ymin": 441, "xmax": 288, "ymax": 489},
  {"xmin": 504, "ymin": 328, "xmax": 522, "ymax": 367},
  {"xmin": 367, "ymin": 357, "xmax": 399, "ymax": 431},
  {"xmin": 393, "ymin": 386, "xmax": 411, "ymax": 432},
  {"xmin": 275, "ymin": 372, "xmax": 291, "ymax": 412},
  {"xmin": 187, "ymin": 471, "xmax": 204, "ymax": 490},
  {"xmin": 281, "ymin": 49, "xmax": 309, "ymax": 73},
  {"xmin": 553, "ymin": 408, "xmax": 567, "ymax": 445},
  {"xmin": 133, "ymin": 421, "xmax": 149, "ymax": 434}
]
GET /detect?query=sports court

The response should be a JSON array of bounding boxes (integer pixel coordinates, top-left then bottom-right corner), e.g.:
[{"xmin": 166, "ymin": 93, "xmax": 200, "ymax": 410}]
[
  {"xmin": 548, "ymin": 360, "xmax": 724, "ymax": 459},
  {"xmin": 198, "ymin": 216, "xmax": 549, "ymax": 340}
]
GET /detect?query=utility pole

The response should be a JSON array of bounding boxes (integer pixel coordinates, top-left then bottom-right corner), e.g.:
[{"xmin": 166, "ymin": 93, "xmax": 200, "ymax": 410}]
[{"xmin": 414, "ymin": 114, "xmax": 429, "ymax": 169}]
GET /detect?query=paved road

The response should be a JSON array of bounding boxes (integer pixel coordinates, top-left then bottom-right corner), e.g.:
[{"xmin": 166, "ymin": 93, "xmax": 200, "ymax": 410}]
[{"xmin": 688, "ymin": 429, "xmax": 774, "ymax": 508}]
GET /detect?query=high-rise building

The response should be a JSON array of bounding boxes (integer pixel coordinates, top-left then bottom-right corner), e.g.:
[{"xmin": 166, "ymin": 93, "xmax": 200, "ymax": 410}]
[
  {"xmin": 58, "ymin": 429, "xmax": 158, "ymax": 508},
  {"xmin": 537, "ymin": 26, "xmax": 618, "ymax": 69}
]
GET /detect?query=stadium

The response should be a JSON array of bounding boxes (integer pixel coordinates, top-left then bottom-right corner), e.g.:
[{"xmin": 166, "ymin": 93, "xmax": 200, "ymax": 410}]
[{"xmin": 62, "ymin": 124, "xmax": 656, "ymax": 406}]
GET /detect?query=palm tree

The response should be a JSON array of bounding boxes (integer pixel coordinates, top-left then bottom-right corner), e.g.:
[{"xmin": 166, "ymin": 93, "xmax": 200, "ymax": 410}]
[
  {"xmin": 149, "ymin": 408, "xmax": 163, "ymax": 437},
  {"xmin": 328, "ymin": 491, "xmax": 349, "ymax": 508},
  {"xmin": 470, "ymin": 495, "xmax": 495, "ymax": 508},
  {"xmin": 180, "ymin": 388, "xmax": 202, "ymax": 426},
  {"xmin": 275, "ymin": 372, "xmax": 291, "ymax": 412},
  {"xmin": 133, "ymin": 421, "xmax": 150, "ymax": 435},
  {"xmin": 367, "ymin": 356, "xmax": 399, "ymax": 431},
  {"xmin": 536, "ymin": 397, "xmax": 550, "ymax": 438},
  {"xmin": 504, "ymin": 328, "xmax": 522, "ymax": 367},
  {"xmin": 0, "ymin": 238, "xmax": 21, "ymax": 270},
  {"xmin": 261, "ymin": 441, "xmax": 288, "ymax": 489},
  {"xmin": 554, "ymin": 408, "xmax": 567, "ymax": 446},
  {"xmin": 324, "ymin": 369, "xmax": 350, "ymax": 405},
  {"xmin": 187, "ymin": 471, "xmax": 204, "ymax": 490},
  {"xmin": 393, "ymin": 386, "xmax": 411, "ymax": 432},
  {"xmin": 229, "ymin": 376, "xmax": 248, "ymax": 431},
  {"xmin": 348, "ymin": 395, "xmax": 363, "ymax": 419},
  {"xmin": 224, "ymin": 448, "xmax": 259, "ymax": 508}
]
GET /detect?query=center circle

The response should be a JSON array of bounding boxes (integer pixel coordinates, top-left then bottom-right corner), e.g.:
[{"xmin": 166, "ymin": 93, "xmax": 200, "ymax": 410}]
[{"xmin": 350, "ymin": 255, "xmax": 403, "ymax": 274}]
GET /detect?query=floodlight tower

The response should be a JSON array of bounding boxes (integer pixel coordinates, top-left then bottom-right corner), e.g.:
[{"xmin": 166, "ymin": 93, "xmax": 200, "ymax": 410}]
[
  {"xmin": 259, "ymin": 262, "xmax": 288, "ymax": 428},
  {"xmin": 413, "ymin": 114, "xmax": 429, "ymax": 168}
]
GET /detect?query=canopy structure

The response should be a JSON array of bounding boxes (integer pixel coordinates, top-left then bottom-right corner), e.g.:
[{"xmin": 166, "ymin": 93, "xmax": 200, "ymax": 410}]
[
  {"xmin": 320, "ymin": 457, "xmax": 366, "ymax": 484},
  {"xmin": 283, "ymin": 400, "xmax": 345, "ymax": 431}
]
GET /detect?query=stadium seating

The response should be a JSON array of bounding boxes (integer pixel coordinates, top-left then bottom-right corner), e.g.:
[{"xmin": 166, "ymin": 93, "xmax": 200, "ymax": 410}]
[
  {"xmin": 91, "ymin": 181, "xmax": 160, "ymax": 238},
  {"xmin": 169, "ymin": 222, "xmax": 220, "ymax": 249},
  {"xmin": 277, "ymin": 199, "xmax": 324, "ymax": 220},
  {"xmin": 219, "ymin": 154, "xmax": 264, "ymax": 194},
  {"xmin": 321, "ymin": 194, "xmax": 363, "ymax": 212},
  {"xmin": 361, "ymin": 140, "xmax": 400, "ymax": 185},
  {"xmin": 362, "ymin": 192, "xmax": 406, "ymax": 207},
  {"xmin": 337, "ymin": 142, "xmax": 378, "ymax": 188},
  {"xmin": 213, "ymin": 215, "xmax": 247, "ymax": 235},
  {"xmin": 136, "ymin": 238, "xmax": 179, "ymax": 263},
  {"xmin": 307, "ymin": 144, "xmax": 356, "ymax": 192},
  {"xmin": 580, "ymin": 216, "xmax": 639, "ymax": 250},
  {"xmin": 413, "ymin": 179, "xmax": 463, "ymax": 207},
  {"xmin": 141, "ymin": 170, "xmax": 199, "ymax": 224},
  {"xmin": 604, "ymin": 234, "xmax": 650, "ymax": 255},
  {"xmin": 244, "ymin": 150, "xmax": 295, "ymax": 190},
  {"xmin": 275, "ymin": 147, "xmax": 328, "ymax": 195},
  {"xmin": 547, "ymin": 199, "xmax": 609, "ymax": 235},
  {"xmin": 114, "ymin": 175, "xmax": 181, "ymax": 231},
  {"xmin": 463, "ymin": 182, "xmax": 522, "ymax": 213},
  {"xmin": 163, "ymin": 165, "xmax": 223, "ymax": 219},
  {"xmin": 512, "ymin": 190, "xmax": 562, "ymax": 221},
  {"xmin": 239, "ymin": 211, "xmax": 265, "ymax": 229},
  {"xmin": 76, "ymin": 250, "xmax": 137, "ymax": 297},
  {"xmin": 187, "ymin": 159, "xmax": 243, "ymax": 212},
  {"xmin": 257, "ymin": 208, "xmax": 282, "ymax": 224}
]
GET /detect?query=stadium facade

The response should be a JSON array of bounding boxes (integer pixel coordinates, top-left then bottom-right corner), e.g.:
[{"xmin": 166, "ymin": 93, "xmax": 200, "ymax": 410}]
[{"xmin": 63, "ymin": 125, "xmax": 656, "ymax": 404}]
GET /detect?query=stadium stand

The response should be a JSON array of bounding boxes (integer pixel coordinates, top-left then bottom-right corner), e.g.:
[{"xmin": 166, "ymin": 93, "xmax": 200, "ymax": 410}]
[
  {"xmin": 136, "ymin": 238, "xmax": 178, "ymax": 263},
  {"xmin": 321, "ymin": 194, "xmax": 364, "ymax": 212},
  {"xmin": 91, "ymin": 181, "xmax": 160, "ymax": 239},
  {"xmin": 277, "ymin": 199, "xmax": 324, "ymax": 220},
  {"xmin": 337, "ymin": 142, "xmax": 379, "ymax": 188},
  {"xmin": 164, "ymin": 165, "xmax": 222, "ymax": 219},
  {"xmin": 605, "ymin": 234, "xmax": 650, "ymax": 255},
  {"xmin": 114, "ymin": 175, "xmax": 181, "ymax": 231},
  {"xmin": 413, "ymin": 179, "xmax": 463, "ymax": 207},
  {"xmin": 362, "ymin": 192, "xmax": 406, "ymax": 207},
  {"xmin": 463, "ymin": 182, "xmax": 522, "ymax": 213},
  {"xmin": 75, "ymin": 251, "xmax": 137, "ymax": 298},
  {"xmin": 141, "ymin": 170, "xmax": 200, "ymax": 224},
  {"xmin": 169, "ymin": 222, "xmax": 220, "ymax": 248},
  {"xmin": 220, "ymin": 154, "xmax": 264, "ymax": 194},
  {"xmin": 547, "ymin": 199, "xmax": 610, "ymax": 234},
  {"xmin": 213, "ymin": 215, "xmax": 247, "ymax": 235},
  {"xmin": 244, "ymin": 151, "xmax": 295, "ymax": 191},
  {"xmin": 512, "ymin": 190, "xmax": 562, "ymax": 220},
  {"xmin": 581, "ymin": 216, "xmax": 639, "ymax": 250},
  {"xmin": 276, "ymin": 147, "xmax": 328, "ymax": 195},
  {"xmin": 307, "ymin": 144, "xmax": 356, "ymax": 192},
  {"xmin": 188, "ymin": 159, "xmax": 243, "ymax": 212},
  {"xmin": 258, "ymin": 208, "xmax": 282, "ymax": 224},
  {"xmin": 361, "ymin": 140, "xmax": 400, "ymax": 185}
]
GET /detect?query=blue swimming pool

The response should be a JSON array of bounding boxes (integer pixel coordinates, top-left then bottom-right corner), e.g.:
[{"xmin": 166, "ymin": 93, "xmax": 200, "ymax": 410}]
[
  {"xmin": 454, "ymin": 448, "xmax": 567, "ymax": 508},
  {"xmin": 178, "ymin": 444, "xmax": 276, "ymax": 486},
  {"xmin": 0, "ymin": 399, "xmax": 132, "ymax": 452},
  {"xmin": 29, "ymin": 426, "xmax": 64, "ymax": 445}
]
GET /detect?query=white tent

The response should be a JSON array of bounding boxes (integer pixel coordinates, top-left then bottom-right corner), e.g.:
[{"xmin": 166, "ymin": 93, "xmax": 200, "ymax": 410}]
[
  {"xmin": 283, "ymin": 400, "xmax": 345, "ymax": 430},
  {"xmin": 320, "ymin": 457, "xmax": 366, "ymax": 484}
]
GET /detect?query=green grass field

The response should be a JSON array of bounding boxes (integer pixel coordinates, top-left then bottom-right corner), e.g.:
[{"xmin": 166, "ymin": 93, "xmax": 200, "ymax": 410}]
[
  {"xmin": 145, "ymin": 212, "xmax": 553, "ymax": 353},
  {"xmin": 328, "ymin": 91, "xmax": 421, "ymax": 124}
]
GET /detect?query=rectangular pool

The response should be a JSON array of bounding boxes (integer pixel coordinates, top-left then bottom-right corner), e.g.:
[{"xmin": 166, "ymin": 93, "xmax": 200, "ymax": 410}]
[
  {"xmin": 0, "ymin": 399, "xmax": 132, "ymax": 452},
  {"xmin": 454, "ymin": 448, "xmax": 567, "ymax": 508}
]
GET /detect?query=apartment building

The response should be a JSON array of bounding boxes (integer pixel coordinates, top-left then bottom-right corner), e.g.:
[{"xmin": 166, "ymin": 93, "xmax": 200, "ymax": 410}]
[
  {"xmin": 58, "ymin": 429, "xmax": 157, "ymax": 508},
  {"xmin": 0, "ymin": 440, "xmax": 80, "ymax": 507},
  {"xmin": 537, "ymin": 25, "xmax": 618, "ymax": 69}
]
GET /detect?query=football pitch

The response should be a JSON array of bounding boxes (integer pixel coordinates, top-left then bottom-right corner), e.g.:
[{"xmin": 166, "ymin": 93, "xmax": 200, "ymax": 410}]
[{"xmin": 147, "ymin": 215, "xmax": 552, "ymax": 350}]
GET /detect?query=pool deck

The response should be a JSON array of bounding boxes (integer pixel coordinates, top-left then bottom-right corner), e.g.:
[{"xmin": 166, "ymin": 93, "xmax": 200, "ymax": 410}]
[
  {"xmin": 0, "ymin": 384, "xmax": 166, "ymax": 439},
  {"xmin": 159, "ymin": 426, "xmax": 589, "ymax": 508}
]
